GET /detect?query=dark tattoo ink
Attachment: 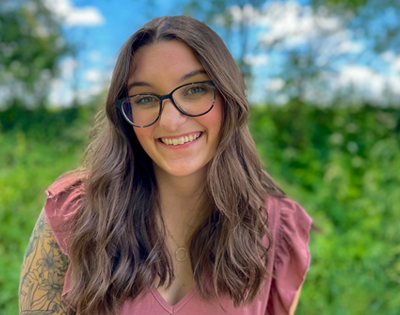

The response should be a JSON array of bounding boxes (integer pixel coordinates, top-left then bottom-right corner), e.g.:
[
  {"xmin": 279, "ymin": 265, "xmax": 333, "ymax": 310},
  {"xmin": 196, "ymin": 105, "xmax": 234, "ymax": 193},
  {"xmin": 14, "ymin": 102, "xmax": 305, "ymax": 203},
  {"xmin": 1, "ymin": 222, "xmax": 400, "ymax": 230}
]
[{"xmin": 19, "ymin": 210, "xmax": 71, "ymax": 315}]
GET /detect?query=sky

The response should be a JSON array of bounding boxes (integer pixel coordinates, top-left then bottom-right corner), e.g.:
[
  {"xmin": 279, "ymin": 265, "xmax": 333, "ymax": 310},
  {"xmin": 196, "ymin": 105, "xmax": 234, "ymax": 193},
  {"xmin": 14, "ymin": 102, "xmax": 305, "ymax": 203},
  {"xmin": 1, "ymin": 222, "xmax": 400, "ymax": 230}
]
[
  {"xmin": 43, "ymin": 0, "xmax": 166, "ymax": 106},
  {"xmin": 40, "ymin": 0, "xmax": 400, "ymax": 107}
]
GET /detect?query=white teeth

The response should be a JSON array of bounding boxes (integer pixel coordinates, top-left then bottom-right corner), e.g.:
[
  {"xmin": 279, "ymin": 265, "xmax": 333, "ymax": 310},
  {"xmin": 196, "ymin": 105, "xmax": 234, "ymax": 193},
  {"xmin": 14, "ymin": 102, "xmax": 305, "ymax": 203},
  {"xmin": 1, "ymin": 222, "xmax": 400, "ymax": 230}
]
[{"xmin": 161, "ymin": 133, "xmax": 201, "ymax": 145}]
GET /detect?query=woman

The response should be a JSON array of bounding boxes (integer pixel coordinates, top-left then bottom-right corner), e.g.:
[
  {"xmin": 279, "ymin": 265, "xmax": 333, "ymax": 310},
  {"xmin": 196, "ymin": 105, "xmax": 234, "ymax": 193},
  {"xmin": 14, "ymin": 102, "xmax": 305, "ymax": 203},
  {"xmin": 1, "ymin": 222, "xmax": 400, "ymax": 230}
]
[{"xmin": 19, "ymin": 16, "xmax": 312, "ymax": 315}]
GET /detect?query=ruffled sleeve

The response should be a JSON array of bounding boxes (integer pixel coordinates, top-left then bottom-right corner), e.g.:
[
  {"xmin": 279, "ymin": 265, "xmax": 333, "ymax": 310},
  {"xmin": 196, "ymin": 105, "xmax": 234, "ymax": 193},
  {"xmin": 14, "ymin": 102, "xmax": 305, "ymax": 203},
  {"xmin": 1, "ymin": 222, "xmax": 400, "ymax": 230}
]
[
  {"xmin": 44, "ymin": 173, "xmax": 84, "ymax": 256},
  {"xmin": 266, "ymin": 197, "xmax": 312, "ymax": 315},
  {"xmin": 43, "ymin": 173, "xmax": 84, "ymax": 302}
]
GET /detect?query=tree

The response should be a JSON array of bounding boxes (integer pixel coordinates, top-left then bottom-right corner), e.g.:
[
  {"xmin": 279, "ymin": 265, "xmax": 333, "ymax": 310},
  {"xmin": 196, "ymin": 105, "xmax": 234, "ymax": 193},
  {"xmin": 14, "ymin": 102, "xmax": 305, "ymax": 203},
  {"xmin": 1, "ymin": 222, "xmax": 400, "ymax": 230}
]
[
  {"xmin": 184, "ymin": 0, "xmax": 265, "ymax": 83},
  {"xmin": 0, "ymin": 0, "xmax": 70, "ymax": 109},
  {"xmin": 184, "ymin": 0, "xmax": 400, "ymax": 106},
  {"xmin": 313, "ymin": 0, "xmax": 400, "ymax": 54}
]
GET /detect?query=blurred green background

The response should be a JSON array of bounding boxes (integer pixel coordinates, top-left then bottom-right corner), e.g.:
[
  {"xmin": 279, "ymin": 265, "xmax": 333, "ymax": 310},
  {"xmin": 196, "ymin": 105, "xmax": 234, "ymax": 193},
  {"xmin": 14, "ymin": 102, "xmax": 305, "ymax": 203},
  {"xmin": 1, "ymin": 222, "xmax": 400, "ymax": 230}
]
[{"xmin": 1, "ymin": 0, "xmax": 399, "ymax": 314}]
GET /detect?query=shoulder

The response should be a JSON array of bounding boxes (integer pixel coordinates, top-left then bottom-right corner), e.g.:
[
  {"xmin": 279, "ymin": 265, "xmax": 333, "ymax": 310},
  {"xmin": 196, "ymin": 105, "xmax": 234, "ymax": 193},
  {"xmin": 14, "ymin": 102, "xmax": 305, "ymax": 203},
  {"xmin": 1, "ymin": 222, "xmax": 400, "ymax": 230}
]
[
  {"xmin": 265, "ymin": 195, "xmax": 312, "ymax": 314},
  {"xmin": 45, "ymin": 171, "xmax": 85, "ymax": 215},
  {"xmin": 44, "ymin": 171, "xmax": 86, "ymax": 256},
  {"xmin": 265, "ymin": 196, "xmax": 312, "ymax": 265},
  {"xmin": 266, "ymin": 196, "xmax": 312, "ymax": 238},
  {"xmin": 46, "ymin": 171, "xmax": 85, "ymax": 201}
]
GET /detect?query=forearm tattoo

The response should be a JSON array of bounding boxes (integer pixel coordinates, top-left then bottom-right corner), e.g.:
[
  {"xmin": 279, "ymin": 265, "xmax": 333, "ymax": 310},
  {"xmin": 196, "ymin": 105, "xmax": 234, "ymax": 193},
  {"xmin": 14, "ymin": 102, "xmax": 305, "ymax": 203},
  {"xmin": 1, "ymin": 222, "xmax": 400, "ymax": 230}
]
[{"xmin": 19, "ymin": 210, "xmax": 70, "ymax": 315}]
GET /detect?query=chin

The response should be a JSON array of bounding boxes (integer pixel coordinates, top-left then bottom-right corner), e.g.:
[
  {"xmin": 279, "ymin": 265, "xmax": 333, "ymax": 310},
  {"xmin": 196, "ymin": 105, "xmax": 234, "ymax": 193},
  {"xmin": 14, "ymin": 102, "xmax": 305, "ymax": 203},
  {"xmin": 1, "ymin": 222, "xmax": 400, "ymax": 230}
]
[{"xmin": 156, "ymin": 162, "xmax": 208, "ymax": 179}]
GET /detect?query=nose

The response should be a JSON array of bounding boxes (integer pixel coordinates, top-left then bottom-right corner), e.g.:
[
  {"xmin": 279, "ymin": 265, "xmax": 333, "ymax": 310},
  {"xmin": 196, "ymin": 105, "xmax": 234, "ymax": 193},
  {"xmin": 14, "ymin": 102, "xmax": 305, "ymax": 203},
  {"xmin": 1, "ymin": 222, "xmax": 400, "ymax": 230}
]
[{"xmin": 158, "ymin": 98, "xmax": 187, "ymax": 131}]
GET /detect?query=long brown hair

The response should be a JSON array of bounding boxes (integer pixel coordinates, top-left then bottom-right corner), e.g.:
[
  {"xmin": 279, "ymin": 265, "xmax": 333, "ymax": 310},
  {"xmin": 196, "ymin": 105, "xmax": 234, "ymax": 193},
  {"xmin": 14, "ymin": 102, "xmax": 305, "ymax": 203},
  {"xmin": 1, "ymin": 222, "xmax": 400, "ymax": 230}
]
[{"xmin": 66, "ymin": 16, "xmax": 285, "ymax": 315}]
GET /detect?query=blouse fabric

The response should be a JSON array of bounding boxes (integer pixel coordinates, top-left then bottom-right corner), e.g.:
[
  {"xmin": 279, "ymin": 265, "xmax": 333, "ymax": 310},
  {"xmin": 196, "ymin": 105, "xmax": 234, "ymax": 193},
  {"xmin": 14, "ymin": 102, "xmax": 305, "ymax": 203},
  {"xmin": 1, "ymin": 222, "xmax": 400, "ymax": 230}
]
[{"xmin": 44, "ymin": 175, "xmax": 312, "ymax": 315}]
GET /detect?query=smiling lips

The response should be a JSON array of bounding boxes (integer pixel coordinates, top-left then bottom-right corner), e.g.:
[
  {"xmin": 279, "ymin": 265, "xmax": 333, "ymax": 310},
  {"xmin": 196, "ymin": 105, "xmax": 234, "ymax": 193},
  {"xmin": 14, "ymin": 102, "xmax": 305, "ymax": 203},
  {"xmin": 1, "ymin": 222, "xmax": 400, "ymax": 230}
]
[{"xmin": 159, "ymin": 132, "xmax": 202, "ymax": 146}]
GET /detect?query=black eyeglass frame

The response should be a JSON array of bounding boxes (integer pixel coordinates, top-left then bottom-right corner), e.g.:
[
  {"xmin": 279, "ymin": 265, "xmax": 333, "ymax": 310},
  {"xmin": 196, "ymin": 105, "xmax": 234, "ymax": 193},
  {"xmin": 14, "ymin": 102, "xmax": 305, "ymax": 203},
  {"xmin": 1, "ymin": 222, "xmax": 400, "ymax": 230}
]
[{"xmin": 115, "ymin": 80, "xmax": 216, "ymax": 128}]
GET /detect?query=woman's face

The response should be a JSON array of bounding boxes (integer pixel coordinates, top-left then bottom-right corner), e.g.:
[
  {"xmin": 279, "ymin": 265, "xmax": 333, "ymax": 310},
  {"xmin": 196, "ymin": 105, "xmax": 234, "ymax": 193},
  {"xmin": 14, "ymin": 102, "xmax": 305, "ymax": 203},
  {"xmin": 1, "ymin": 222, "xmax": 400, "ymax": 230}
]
[{"xmin": 127, "ymin": 40, "xmax": 223, "ymax": 179}]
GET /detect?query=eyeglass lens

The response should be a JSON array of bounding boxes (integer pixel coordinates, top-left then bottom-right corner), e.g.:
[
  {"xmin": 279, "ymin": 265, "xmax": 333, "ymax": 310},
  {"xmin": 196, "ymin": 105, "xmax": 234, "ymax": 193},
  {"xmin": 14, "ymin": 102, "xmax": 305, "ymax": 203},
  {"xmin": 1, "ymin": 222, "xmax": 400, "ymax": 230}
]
[{"xmin": 121, "ymin": 82, "xmax": 215, "ymax": 127}]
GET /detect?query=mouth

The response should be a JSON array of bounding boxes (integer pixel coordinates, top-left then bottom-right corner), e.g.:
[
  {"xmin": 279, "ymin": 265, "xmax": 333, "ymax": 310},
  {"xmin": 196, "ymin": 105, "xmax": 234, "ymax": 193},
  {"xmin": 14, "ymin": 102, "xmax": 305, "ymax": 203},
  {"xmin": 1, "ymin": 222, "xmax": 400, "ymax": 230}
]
[{"xmin": 159, "ymin": 132, "xmax": 202, "ymax": 146}]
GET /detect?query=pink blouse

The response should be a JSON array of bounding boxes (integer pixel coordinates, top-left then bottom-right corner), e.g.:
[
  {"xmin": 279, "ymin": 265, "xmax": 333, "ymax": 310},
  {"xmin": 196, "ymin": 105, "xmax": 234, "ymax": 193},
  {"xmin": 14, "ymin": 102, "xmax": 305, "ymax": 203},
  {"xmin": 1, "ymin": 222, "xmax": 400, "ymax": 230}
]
[{"xmin": 44, "ymin": 175, "xmax": 312, "ymax": 315}]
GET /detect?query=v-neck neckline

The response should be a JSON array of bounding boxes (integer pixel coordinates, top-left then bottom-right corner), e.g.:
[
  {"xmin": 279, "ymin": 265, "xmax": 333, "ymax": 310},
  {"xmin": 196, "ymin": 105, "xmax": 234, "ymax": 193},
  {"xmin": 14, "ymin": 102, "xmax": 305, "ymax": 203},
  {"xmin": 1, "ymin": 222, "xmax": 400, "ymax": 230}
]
[{"xmin": 150, "ymin": 285, "xmax": 196, "ymax": 314}]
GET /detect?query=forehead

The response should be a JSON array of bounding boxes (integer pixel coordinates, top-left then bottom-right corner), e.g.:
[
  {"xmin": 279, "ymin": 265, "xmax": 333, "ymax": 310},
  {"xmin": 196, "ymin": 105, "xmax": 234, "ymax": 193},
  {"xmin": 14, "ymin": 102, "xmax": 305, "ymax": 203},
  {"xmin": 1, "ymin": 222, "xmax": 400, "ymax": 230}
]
[{"xmin": 127, "ymin": 40, "xmax": 207, "ymax": 86}]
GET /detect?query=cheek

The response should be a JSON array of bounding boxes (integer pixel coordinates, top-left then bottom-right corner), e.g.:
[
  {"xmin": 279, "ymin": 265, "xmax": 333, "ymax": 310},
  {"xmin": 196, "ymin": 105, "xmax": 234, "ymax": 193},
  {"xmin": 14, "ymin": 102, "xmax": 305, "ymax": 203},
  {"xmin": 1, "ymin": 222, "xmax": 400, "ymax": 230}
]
[
  {"xmin": 207, "ymin": 97, "xmax": 223, "ymax": 137},
  {"xmin": 209, "ymin": 111, "xmax": 222, "ymax": 136},
  {"xmin": 133, "ymin": 127, "xmax": 153, "ymax": 151}
]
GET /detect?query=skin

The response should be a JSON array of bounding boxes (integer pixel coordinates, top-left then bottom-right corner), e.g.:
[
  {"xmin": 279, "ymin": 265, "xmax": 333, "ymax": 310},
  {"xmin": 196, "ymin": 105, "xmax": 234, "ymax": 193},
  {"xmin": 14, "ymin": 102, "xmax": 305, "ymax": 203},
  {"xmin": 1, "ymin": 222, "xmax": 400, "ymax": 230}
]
[
  {"xmin": 290, "ymin": 286, "xmax": 302, "ymax": 315},
  {"xmin": 128, "ymin": 40, "xmax": 303, "ymax": 311},
  {"xmin": 128, "ymin": 40, "xmax": 223, "ymax": 305},
  {"xmin": 19, "ymin": 209, "xmax": 69, "ymax": 315},
  {"xmin": 18, "ymin": 209, "xmax": 302, "ymax": 313},
  {"xmin": 129, "ymin": 40, "xmax": 223, "ymax": 180},
  {"xmin": 19, "ymin": 40, "xmax": 302, "ymax": 313}
]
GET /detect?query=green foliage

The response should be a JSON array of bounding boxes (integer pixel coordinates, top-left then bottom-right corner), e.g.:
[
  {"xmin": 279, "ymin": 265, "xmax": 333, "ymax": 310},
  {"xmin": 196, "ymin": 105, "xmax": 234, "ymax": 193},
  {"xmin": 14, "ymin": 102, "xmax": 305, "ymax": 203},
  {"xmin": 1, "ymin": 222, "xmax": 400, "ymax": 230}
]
[
  {"xmin": 0, "ymin": 102, "xmax": 399, "ymax": 314},
  {"xmin": 0, "ymin": 105, "xmax": 95, "ymax": 315},
  {"xmin": 2, "ymin": 1, "xmax": 399, "ymax": 313},
  {"xmin": 0, "ymin": 0, "xmax": 70, "ymax": 109},
  {"xmin": 312, "ymin": 0, "xmax": 369, "ymax": 10},
  {"xmin": 249, "ymin": 102, "xmax": 400, "ymax": 314}
]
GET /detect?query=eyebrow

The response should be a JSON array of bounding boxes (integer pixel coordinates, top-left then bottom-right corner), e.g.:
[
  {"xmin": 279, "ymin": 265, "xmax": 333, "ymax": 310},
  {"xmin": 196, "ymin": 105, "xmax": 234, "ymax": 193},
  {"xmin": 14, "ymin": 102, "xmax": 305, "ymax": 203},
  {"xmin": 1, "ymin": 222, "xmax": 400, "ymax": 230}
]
[
  {"xmin": 179, "ymin": 69, "xmax": 208, "ymax": 82},
  {"xmin": 127, "ymin": 69, "xmax": 208, "ymax": 91}
]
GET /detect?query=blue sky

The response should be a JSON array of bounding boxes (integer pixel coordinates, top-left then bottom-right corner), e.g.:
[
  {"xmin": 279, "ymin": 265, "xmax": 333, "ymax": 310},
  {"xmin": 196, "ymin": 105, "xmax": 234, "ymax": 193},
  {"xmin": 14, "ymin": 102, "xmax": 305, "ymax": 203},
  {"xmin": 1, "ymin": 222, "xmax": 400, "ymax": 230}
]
[
  {"xmin": 41, "ymin": 0, "xmax": 400, "ymax": 106},
  {"xmin": 44, "ymin": 0, "xmax": 182, "ymax": 105}
]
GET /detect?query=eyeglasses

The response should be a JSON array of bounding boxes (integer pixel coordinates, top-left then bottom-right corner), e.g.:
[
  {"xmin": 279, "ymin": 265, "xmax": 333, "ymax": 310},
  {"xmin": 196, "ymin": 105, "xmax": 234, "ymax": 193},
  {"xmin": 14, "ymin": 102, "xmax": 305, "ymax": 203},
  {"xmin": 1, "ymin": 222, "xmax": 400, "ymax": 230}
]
[{"xmin": 115, "ymin": 80, "xmax": 216, "ymax": 127}]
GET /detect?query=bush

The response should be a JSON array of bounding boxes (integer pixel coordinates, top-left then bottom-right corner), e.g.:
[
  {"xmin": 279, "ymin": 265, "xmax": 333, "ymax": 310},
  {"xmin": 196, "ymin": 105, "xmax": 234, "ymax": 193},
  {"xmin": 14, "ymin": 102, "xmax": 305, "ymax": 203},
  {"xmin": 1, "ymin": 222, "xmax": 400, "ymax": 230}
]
[
  {"xmin": 1, "ymin": 102, "xmax": 399, "ymax": 314},
  {"xmin": 249, "ymin": 103, "xmax": 400, "ymax": 314},
  {"xmin": 0, "ymin": 105, "xmax": 94, "ymax": 315}
]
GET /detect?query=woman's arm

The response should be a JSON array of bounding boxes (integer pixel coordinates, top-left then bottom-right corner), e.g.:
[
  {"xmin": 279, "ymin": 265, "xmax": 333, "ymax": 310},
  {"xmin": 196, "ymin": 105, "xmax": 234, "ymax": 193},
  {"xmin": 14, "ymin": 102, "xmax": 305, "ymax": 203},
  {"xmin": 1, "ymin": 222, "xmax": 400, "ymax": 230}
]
[
  {"xmin": 19, "ymin": 209, "xmax": 70, "ymax": 315},
  {"xmin": 289, "ymin": 286, "xmax": 302, "ymax": 315}
]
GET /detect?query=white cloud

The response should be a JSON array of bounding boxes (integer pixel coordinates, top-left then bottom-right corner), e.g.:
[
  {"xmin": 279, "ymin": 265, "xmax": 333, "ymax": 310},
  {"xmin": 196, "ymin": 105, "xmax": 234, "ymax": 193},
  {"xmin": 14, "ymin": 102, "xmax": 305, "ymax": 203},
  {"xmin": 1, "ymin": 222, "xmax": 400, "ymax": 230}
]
[
  {"xmin": 48, "ymin": 59, "xmax": 111, "ymax": 107},
  {"xmin": 381, "ymin": 51, "xmax": 396, "ymax": 63},
  {"xmin": 336, "ymin": 65, "xmax": 385, "ymax": 95},
  {"xmin": 84, "ymin": 69, "xmax": 102, "ymax": 82},
  {"xmin": 265, "ymin": 78, "xmax": 285, "ymax": 91},
  {"xmin": 228, "ymin": 4, "xmax": 261, "ymax": 25},
  {"xmin": 77, "ymin": 67, "xmax": 112, "ymax": 103},
  {"xmin": 331, "ymin": 64, "xmax": 400, "ymax": 103},
  {"xmin": 48, "ymin": 57, "xmax": 77, "ymax": 106},
  {"xmin": 220, "ymin": 1, "xmax": 361, "ymax": 54},
  {"xmin": 336, "ymin": 40, "xmax": 364, "ymax": 54},
  {"xmin": 380, "ymin": 51, "xmax": 400, "ymax": 72},
  {"xmin": 392, "ymin": 57, "xmax": 400, "ymax": 72},
  {"xmin": 257, "ymin": 1, "xmax": 342, "ymax": 48},
  {"xmin": 48, "ymin": 78, "xmax": 74, "ymax": 106},
  {"xmin": 224, "ymin": 0, "xmax": 364, "ymax": 56},
  {"xmin": 387, "ymin": 75, "xmax": 400, "ymax": 94},
  {"xmin": 61, "ymin": 57, "xmax": 77, "ymax": 78},
  {"xmin": 76, "ymin": 84, "xmax": 104, "ymax": 103},
  {"xmin": 219, "ymin": 0, "xmax": 400, "ymax": 105},
  {"xmin": 43, "ymin": 0, "xmax": 104, "ymax": 27},
  {"xmin": 244, "ymin": 53, "xmax": 269, "ymax": 66}
]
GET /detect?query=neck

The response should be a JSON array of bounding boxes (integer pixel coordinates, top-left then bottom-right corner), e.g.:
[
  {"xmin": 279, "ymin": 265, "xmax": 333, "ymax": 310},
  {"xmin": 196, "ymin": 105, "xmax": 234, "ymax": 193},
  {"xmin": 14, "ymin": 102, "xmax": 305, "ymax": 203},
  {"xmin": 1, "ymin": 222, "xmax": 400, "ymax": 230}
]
[{"xmin": 154, "ymin": 164, "xmax": 210, "ymax": 238}]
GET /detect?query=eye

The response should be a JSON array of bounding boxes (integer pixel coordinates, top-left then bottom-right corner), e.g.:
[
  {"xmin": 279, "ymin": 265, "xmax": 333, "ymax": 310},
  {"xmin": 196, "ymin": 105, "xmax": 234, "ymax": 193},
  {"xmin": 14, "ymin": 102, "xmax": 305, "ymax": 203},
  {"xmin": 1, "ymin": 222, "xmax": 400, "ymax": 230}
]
[
  {"xmin": 133, "ymin": 95, "xmax": 159, "ymax": 105},
  {"xmin": 186, "ymin": 86, "xmax": 205, "ymax": 95}
]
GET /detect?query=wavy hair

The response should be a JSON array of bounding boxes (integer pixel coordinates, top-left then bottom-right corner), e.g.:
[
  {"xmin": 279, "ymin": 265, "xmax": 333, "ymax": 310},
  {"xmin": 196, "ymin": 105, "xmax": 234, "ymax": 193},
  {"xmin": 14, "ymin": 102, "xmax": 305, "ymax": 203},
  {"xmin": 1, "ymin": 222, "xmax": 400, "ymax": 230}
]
[{"xmin": 65, "ymin": 16, "xmax": 285, "ymax": 315}]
